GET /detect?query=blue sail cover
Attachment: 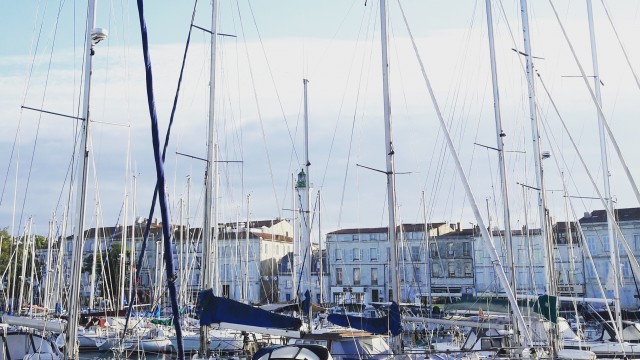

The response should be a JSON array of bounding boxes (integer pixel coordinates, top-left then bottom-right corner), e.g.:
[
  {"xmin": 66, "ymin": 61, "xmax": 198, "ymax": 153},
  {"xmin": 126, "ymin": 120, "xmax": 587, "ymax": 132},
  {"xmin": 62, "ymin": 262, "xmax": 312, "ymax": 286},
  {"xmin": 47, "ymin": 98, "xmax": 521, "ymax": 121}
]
[
  {"xmin": 198, "ymin": 290, "xmax": 303, "ymax": 330},
  {"xmin": 327, "ymin": 302, "xmax": 402, "ymax": 336}
]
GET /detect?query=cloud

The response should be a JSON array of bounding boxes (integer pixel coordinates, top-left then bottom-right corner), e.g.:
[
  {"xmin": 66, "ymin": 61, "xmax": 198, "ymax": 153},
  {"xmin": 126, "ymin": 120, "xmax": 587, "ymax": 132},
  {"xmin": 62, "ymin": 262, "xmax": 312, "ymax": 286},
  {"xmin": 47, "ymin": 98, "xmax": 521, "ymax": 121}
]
[{"xmin": 1, "ymin": 1, "xmax": 640, "ymax": 241}]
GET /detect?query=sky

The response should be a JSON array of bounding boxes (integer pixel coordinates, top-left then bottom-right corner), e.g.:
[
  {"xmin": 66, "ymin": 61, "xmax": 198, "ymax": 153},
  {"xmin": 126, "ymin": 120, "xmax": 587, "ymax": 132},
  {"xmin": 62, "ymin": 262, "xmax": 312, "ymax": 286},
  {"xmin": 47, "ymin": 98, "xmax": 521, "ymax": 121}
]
[{"xmin": 1, "ymin": 0, "xmax": 640, "ymax": 242}]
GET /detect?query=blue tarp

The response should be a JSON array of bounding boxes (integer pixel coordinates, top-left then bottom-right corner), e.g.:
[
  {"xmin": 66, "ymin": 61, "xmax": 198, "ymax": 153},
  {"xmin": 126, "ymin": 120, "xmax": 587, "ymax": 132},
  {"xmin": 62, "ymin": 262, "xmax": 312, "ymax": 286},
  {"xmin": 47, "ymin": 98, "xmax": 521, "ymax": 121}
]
[
  {"xmin": 198, "ymin": 289, "xmax": 303, "ymax": 330},
  {"xmin": 327, "ymin": 302, "xmax": 402, "ymax": 336}
]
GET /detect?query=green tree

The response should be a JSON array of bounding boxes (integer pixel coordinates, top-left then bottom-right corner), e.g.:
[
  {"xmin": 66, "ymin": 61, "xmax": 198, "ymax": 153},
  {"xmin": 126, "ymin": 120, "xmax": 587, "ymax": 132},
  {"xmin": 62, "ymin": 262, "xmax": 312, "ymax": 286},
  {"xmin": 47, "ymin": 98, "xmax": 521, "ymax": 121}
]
[{"xmin": 0, "ymin": 227, "xmax": 43, "ymax": 309}]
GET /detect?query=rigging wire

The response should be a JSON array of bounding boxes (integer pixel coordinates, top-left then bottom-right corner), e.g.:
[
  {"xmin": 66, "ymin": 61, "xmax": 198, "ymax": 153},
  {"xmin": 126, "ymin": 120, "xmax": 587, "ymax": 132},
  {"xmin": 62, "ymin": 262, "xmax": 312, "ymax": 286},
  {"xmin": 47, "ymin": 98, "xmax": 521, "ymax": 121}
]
[
  {"xmin": 337, "ymin": 3, "xmax": 377, "ymax": 228},
  {"xmin": 317, "ymin": 2, "xmax": 369, "ymax": 191},
  {"xmin": 599, "ymin": 0, "xmax": 640, "ymax": 93},
  {"xmin": 235, "ymin": 2, "xmax": 282, "ymax": 220},
  {"xmin": 245, "ymin": 1, "xmax": 301, "ymax": 166}
]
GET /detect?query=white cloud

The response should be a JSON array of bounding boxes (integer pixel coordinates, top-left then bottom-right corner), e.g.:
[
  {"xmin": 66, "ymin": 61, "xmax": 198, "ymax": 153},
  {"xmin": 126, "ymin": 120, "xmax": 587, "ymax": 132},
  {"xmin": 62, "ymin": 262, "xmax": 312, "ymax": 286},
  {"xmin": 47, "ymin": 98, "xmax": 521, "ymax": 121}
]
[{"xmin": 1, "ymin": 1, "xmax": 640, "ymax": 240}]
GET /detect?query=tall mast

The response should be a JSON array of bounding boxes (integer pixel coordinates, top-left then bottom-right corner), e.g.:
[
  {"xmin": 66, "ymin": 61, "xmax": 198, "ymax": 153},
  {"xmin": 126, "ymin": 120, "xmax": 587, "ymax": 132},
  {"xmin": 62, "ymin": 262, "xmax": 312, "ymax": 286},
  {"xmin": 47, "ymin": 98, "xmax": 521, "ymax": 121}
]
[
  {"xmin": 43, "ymin": 216, "xmax": 54, "ymax": 310},
  {"xmin": 295, "ymin": 78, "xmax": 312, "ymax": 325},
  {"xmin": 379, "ymin": 0, "xmax": 401, "ymax": 353},
  {"xmin": 291, "ymin": 174, "xmax": 297, "ymax": 297},
  {"xmin": 18, "ymin": 219, "xmax": 31, "ymax": 312},
  {"xmin": 485, "ymin": 0, "xmax": 518, "ymax": 339},
  {"xmin": 519, "ymin": 0, "xmax": 557, "ymax": 354},
  {"xmin": 66, "ymin": 0, "xmax": 102, "ymax": 357},
  {"xmin": 245, "ymin": 194, "xmax": 250, "ymax": 302},
  {"xmin": 422, "ymin": 191, "xmax": 432, "ymax": 318},
  {"xmin": 318, "ymin": 191, "xmax": 323, "ymax": 305},
  {"xmin": 200, "ymin": 0, "xmax": 219, "ymax": 355},
  {"xmin": 179, "ymin": 196, "xmax": 184, "ymax": 305},
  {"xmin": 586, "ymin": 0, "xmax": 621, "ymax": 332},
  {"xmin": 519, "ymin": 0, "xmax": 555, "ymax": 297},
  {"xmin": 119, "ymin": 197, "xmax": 128, "ymax": 310},
  {"xmin": 88, "ymin": 206, "xmax": 98, "ymax": 310}
]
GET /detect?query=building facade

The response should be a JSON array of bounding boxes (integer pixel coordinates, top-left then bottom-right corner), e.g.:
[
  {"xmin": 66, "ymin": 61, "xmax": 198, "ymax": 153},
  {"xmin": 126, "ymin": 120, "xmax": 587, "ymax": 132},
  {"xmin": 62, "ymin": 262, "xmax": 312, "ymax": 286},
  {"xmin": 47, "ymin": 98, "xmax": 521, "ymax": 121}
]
[
  {"xmin": 580, "ymin": 208, "xmax": 640, "ymax": 308},
  {"xmin": 58, "ymin": 218, "xmax": 294, "ymax": 308},
  {"xmin": 324, "ymin": 223, "xmax": 454, "ymax": 304}
]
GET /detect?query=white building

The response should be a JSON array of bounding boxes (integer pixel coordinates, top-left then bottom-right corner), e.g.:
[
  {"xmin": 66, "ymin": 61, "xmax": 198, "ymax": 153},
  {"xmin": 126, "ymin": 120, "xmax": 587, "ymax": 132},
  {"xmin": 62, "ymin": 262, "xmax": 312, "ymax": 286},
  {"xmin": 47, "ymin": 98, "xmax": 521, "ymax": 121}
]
[
  {"xmin": 324, "ymin": 223, "xmax": 454, "ymax": 304},
  {"xmin": 580, "ymin": 208, "xmax": 640, "ymax": 308},
  {"xmin": 216, "ymin": 219, "xmax": 294, "ymax": 304},
  {"xmin": 61, "ymin": 218, "xmax": 294, "ymax": 308}
]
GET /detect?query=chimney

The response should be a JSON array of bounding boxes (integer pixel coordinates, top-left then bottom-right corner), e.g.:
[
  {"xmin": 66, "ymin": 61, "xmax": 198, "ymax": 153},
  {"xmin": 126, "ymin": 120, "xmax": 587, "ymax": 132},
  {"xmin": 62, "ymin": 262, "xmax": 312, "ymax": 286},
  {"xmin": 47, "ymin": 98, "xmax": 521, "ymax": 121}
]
[
  {"xmin": 457, "ymin": 222, "xmax": 461, "ymax": 232},
  {"xmin": 584, "ymin": 212, "xmax": 591, "ymax": 218}
]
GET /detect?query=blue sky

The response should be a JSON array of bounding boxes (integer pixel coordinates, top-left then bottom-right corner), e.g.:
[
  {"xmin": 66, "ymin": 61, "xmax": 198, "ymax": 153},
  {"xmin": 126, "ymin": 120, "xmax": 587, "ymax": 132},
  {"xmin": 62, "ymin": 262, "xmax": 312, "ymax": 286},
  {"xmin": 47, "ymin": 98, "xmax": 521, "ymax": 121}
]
[{"xmin": 1, "ymin": 0, "xmax": 640, "ymax": 241}]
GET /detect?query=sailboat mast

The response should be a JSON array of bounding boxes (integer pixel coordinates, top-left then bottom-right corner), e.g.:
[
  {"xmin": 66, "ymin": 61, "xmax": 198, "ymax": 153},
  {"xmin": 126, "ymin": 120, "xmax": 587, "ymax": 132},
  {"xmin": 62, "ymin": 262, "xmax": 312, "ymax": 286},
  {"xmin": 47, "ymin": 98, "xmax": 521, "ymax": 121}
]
[
  {"xmin": 519, "ymin": 0, "xmax": 556, "ymax": 298},
  {"xmin": 89, "ymin": 207, "xmax": 98, "ymax": 310},
  {"xmin": 485, "ymin": 0, "xmax": 519, "ymax": 338},
  {"xmin": 66, "ymin": 0, "xmax": 98, "ymax": 357},
  {"xmin": 379, "ymin": 0, "xmax": 401, "ymax": 353},
  {"xmin": 318, "ymin": 191, "xmax": 323, "ymax": 304},
  {"xmin": 200, "ymin": 0, "xmax": 219, "ymax": 355},
  {"xmin": 245, "ymin": 194, "xmax": 250, "ymax": 302},
  {"xmin": 43, "ymin": 216, "xmax": 54, "ymax": 310},
  {"xmin": 303, "ymin": 78, "xmax": 312, "ymax": 322},
  {"xmin": 519, "ymin": 0, "xmax": 557, "ymax": 354},
  {"xmin": 422, "ymin": 191, "xmax": 432, "ymax": 318},
  {"xmin": 586, "ymin": 0, "xmax": 621, "ymax": 332},
  {"xmin": 18, "ymin": 219, "xmax": 30, "ymax": 312}
]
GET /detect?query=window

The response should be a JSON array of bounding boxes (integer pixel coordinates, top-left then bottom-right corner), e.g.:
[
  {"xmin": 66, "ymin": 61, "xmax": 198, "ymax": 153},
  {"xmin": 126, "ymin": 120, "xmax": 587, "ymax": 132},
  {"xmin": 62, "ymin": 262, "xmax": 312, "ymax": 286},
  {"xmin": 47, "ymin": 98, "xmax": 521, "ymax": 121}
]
[
  {"xmin": 370, "ymin": 248, "xmax": 378, "ymax": 262},
  {"xmin": 413, "ymin": 266, "xmax": 421, "ymax": 282},
  {"xmin": 463, "ymin": 242, "xmax": 471, "ymax": 256},
  {"xmin": 448, "ymin": 243, "xmax": 454, "ymax": 256},
  {"xmin": 602, "ymin": 236, "xmax": 610, "ymax": 252},
  {"xmin": 464, "ymin": 262, "xmax": 473, "ymax": 277},
  {"xmin": 352, "ymin": 234, "xmax": 359, "ymax": 241},
  {"xmin": 448, "ymin": 262, "xmax": 456, "ymax": 277},
  {"xmin": 411, "ymin": 246, "xmax": 420, "ymax": 261},
  {"xmin": 370, "ymin": 233, "xmax": 378, "ymax": 241},
  {"xmin": 430, "ymin": 243, "xmax": 438, "ymax": 257},
  {"xmin": 371, "ymin": 268, "xmax": 378, "ymax": 285},
  {"xmin": 335, "ymin": 249, "xmax": 343, "ymax": 261},
  {"xmin": 223, "ymin": 264, "xmax": 230, "ymax": 281},
  {"xmin": 354, "ymin": 268, "xmax": 361, "ymax": 285},
  {"xmin": 432, "ymin": 263, "xmax": 441, "ymax": 277},
  {"xmin": 336, "ymin": 268, "xmax": 343, "ymax": 285},
  {"xmin": 587, "ymin": 236, "xmax": 597, "ymax": 252},
  {"xmin": 352, "ymin": 248, "xmax": 361, "ymax": 261},
  {"xmin": 286, "ymin": 280, "xmax": 292, "ymax": 289},
  {"xmin": 286, "ymin": 293, "xmax": 291, "ymax": 301},
  {"xmin": 635, "ymin": 234, "xmax": 640, "ymax": 251},
  {"xmin": 599, "ymin": 262, "xmax": 609, "ymax": 280},
  {"xmin": 475, "ymin": 250, "xmax": 485, "ymax": 266},
  {"xmin": 622, "ymin": 261, "xmax": 631, "ymax": 278}
]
